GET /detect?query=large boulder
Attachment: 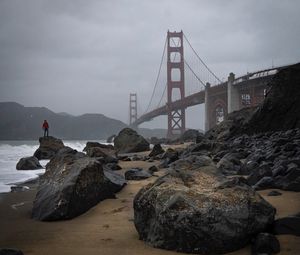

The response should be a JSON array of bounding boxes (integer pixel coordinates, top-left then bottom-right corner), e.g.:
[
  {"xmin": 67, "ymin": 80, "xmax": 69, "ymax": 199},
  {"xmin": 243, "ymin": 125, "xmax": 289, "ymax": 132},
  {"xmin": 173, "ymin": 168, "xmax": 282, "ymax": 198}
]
[
  {"xmin": 134, "ymin": 158, "xmax": 275, "ymax": 254},
  {"xmin": 16, "ymin": 156, "xmax": 42, "ymax": 170},
  {"xmin": 32, "ymin": 148, "xmax": 125, "ymax": 221},
  {"xmin": 114, "ymin": 128, "xmax": 150, "ymax": 153},
  {"xmin": 33, "ymin": 136, "xmax": 65, "ymax": 160},
  {"xmin": 83, "ymin": 141, "xmax": 114, "ymax": 152}
]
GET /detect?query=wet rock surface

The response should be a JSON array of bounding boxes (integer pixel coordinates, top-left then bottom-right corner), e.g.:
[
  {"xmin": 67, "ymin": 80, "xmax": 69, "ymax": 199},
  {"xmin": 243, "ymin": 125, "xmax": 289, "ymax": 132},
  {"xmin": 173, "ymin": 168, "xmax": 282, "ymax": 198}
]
[
  {"xmin": 251, "ymin": 233, "xmax": 280, "ymax": 255},
  {"xmin": 16, "ymin": 156, "xmax": 42, "ymax": 170},
  {"xmin": 33, "ymin": 136, "xmax": 65, "ymax": 160},
  {"xmin": 32, "ymin": 148, "xmax": 125, "ymax": 221},
  {"xmin": 114, "ymin": 128, "xmax": 150, "ymax": 153},
  {"xmin": 125, "ymin": 168, "xmax": 152, "ymax": 180},
  {"xmin": 134, "ymin": 157, "xmax": 275, "ymax": 254},
  {"xmin": 272, "ymin": 213, "xmax": 300, "ymax": 236}
]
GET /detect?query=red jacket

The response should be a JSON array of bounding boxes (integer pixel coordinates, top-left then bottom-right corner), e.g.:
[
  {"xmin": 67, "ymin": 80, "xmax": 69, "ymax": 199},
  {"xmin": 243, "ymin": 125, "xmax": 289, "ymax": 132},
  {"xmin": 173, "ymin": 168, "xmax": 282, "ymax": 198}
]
[{"xmin": 42, "ymin": 122, "xmax": 49, "ymax": 129}]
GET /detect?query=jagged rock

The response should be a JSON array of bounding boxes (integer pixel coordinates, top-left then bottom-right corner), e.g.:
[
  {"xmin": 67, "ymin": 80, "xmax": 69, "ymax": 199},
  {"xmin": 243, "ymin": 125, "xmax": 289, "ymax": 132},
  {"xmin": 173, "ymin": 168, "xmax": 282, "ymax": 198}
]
[
  {"xmin": 148, "ymin": 165, "xmax": 159, "ymax": 174},
  {"xmin": 114, "ymin": 128, "xmax": 150, "ymax": 153},
  {"xmin": 125, "ymin": 168, "xmax": 152, "ymax": 180},
  {"xmin": 104, "ymin": 163, "xmax": 122, "ymax": 171},
  {"xmin": 179, "ymin": 129, "xmax": 201, "ymax": 142},
  {"xmin": 16, "ymin": 156, "xmax": 42, "ymax": 170},
  {"xmin": 149, "ymin": 144, "xmax": 165, "ymax": 157},
  {"xmin": 244, "ymin": 63, "xmax": 300, "ymax": 134},
  {"xmin": 85, "ymin": 146, "xmax": 116, "ymax": 158},
  {"xmin": 253, "ymin": 176, "xmax": 276, "ymax": 190},
  {"xmin": 33, "ymin": 136, "xmax": 65, "ymax": 160},
  {"xmin": 32, "ymin": 148, "xmax": 125, "ymax": 221},
  {"xmin": 247, "ymin": 163, "xmax": 273, "ymax": 186},
  {"xmin": 134, "ymin": 160, "xmax": 275, "ymax": 254},
  {"xmin": 272, "ymin": 213, "xmax": 300, "ymax": 236},
  {"xmin": 267, "ymin": 190, "xmax": 282, "ymax": 196},
  {"xmin": 0, "ymin": 249, "xmax": 24, "ymax": 255},
  {"xmin": 83, "ymin": 141, "xmax": 114, "ymax": 152},
  {"xmin": 251, "ymin": 233, "xmax": 280, "ymax": 255},
  {"xmin": 159, "ymin": 148, "xmax": 179, "ymax": 168},
  {"xmin": 106, "ymin": 134, "xmax": 116, "ymax": 143},
  {"xmin": 216, "ymin": 153, "xmax": 242, "ymax": 175}
]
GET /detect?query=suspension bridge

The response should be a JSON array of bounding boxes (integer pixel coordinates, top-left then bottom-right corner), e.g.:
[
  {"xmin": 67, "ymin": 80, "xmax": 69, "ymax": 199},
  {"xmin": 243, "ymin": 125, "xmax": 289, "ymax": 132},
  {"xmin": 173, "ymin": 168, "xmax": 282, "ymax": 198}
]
[{"xmin": 129, "ymin": 30, "xmax": 291, "ymax": 138}]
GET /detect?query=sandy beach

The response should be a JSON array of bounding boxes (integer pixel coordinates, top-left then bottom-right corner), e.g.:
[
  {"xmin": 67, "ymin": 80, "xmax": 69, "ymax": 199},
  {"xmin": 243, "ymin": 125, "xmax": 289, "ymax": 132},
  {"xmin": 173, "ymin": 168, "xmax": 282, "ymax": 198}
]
[{"xmin": 0, "ymin": 152, "xmax": 299, "ymax": 255}]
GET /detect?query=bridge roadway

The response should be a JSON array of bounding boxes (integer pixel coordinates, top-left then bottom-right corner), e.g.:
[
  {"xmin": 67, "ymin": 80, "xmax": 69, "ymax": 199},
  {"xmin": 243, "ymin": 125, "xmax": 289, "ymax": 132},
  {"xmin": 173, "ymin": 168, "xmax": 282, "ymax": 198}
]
[{"xmin": 133, "ymin": 65, "xmax": 291, "ymax": 127}]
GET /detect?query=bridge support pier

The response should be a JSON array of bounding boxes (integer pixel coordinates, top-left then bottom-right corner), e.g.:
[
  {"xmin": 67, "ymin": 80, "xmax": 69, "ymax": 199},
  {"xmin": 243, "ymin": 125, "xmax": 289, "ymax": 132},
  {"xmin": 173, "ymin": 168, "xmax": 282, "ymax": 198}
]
[
  {"xmin": 204, "ymin": 82, "xmax": 211, "ymax": 132},
  {"xmin": 227, "ymin": 72, "xmax": 239, "ymax": 113}
]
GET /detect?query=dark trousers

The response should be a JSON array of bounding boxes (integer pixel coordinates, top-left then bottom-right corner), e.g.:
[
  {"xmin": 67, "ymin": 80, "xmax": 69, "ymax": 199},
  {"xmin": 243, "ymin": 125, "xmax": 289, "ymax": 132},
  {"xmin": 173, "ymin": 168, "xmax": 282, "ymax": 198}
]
[{"xmin": 44, "ymin": 128, "xmax": 49, "ymax": 137}]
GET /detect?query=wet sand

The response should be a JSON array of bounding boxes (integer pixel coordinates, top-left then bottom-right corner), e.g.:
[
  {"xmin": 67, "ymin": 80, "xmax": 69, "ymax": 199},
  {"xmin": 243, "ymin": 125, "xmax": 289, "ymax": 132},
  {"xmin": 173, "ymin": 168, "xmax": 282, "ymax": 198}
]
[{"xmin": 0, "ymin": 154, "xmax": 299, "ymax": 255}]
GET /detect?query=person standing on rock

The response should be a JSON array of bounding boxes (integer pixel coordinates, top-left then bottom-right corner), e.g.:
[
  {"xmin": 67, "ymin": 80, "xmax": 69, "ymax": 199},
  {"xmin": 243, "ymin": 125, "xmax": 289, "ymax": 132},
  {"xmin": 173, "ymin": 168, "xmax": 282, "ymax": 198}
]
[{"xmin": 42, "ymin": 120, "xmax": 49, "ymax": 137}]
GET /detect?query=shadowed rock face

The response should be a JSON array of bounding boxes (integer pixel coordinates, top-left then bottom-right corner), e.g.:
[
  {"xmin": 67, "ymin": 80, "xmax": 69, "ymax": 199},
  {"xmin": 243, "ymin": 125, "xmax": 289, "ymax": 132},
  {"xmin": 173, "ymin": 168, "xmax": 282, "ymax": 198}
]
[
  {"xmin": 134, "ymin": 156, "xmax": 275, "ymax": 254},
  {"xmin": 32, "ymin": 148, "xmax": 126, "ymax": 221},
  {"xmin": 33, "ymin": 136, "xmax": 65, "ymax": 160},
  {"xmin": 16, "ymin": 156, "xmax": 42, "ymax": 170},
  {"xmin": 114, "ymin": 128, "xmax": 150, "ymax": 153}
]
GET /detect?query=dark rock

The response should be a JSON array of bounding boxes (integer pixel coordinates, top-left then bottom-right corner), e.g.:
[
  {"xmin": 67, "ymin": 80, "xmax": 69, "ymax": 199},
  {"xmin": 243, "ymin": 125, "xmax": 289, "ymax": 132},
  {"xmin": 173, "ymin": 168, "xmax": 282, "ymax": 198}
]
[
  {"xmin": 106, "ymin": 134, "xmax": 116, "ymax": 143},
  {"xmin": 0, "ymin": 249, "xmax": 24, "ymax": 255},
  {"xmin": 105, "ymin": 163, "xmax": 122, "ymax": 171},
  {"xmin": 248, "ymin": 163, "xmax": 273, "ymax": 186},
  {"xmin": 103, "ymin": 169, "xmax": 126, "ymax": 194},
  {"xmin": 114, "ymin": 128, "xmax": 150, "ymax": 153},
  {"xmin": 243, "ymin": 63, "xmax": 300, "ymax": 134},
  {"xmin": 253, "ymin": 177, "xmax": 276, "ymax": 190},
  {"xmin": 33, "ymin": 136, "xmax": 65, "ymax": 160},
  {"xmin": 125, "ymin": 168, "xmax": 152, "ymax": 180},
  {"xmin": 179, "ymin": 129, "xmax": 201, "ymax": 142},
  {"xmin": 216, "ymin": 152, "xmax": 242, "ymax": 175},
  {"xmin": 134, "ymin": 160, "xmax": 275, "ymax": 254},
  {"xmin": 32, "ymin": 149, "xmax": 124, "ymax": 221},
  {"xmin": 159, "ymin": 148, "xmax": 179, "ymax": 168},
  {"xmin": 267, "ymin": 190, "xmax": 282, "ymax": 196},
  {"xmin": 16, "ymin": 156, "xmax": 42, "ymax": 170},
  {"xmin": 251, "ymin": 233, "xmax": 280, "ymax": 255},
  {"xmin": 85, "ymin": 146, "xmax": 116, "ymax": 158},
  {"xmin": 11, "ymin": 186, "xmax": 30, "ymax": 192},
  {"xmin": 238, "ymin": 160, "xmax": 259, "ymax": 175},
  {"xmin": 83, "ymin": 141, "xmax": 114, "ymax": 152},
  {"xmin": 274, "ymin": 167, "xmax": 300, "ymax": 191},
  {"xmin": 148, "ymin": 165, "xmax": 159, "ymax": 174},
  {"xmin": 149, "ymin": 144, "xmax": 165, "ymax": 157},
  {"xmin": 272, "ymin": 214, "xmax": 300, "ymax": 236},
  {"xmin": 131, "ymin": 155, "xmax": 144, "ymax": 161}
]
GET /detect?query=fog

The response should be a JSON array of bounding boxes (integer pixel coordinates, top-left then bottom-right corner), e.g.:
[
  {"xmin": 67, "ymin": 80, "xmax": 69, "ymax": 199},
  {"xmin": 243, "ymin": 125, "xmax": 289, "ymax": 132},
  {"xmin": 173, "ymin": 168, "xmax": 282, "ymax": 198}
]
[{"xmin": 1, "ymin": 0, "xmax": 300, "ymax": 130}]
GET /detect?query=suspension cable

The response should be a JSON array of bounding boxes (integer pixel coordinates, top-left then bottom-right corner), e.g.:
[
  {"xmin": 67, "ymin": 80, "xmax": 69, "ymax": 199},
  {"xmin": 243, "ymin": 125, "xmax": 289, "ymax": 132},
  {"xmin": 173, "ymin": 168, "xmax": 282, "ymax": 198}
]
[
  {"xmin": 144, "ymin": 36, "xmax": 168, "ymax": 114},
  {"xmin": 183, "ymin": 33, "xmax": 222, "ymax": 83}
]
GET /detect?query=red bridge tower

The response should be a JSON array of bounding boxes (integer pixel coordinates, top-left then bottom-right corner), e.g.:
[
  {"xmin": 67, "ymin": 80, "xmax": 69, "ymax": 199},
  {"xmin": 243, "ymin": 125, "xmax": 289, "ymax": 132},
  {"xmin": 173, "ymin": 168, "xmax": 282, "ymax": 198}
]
[{"xmin": 167, "ymin": 30, "xmax": 185, "ymax": 138}]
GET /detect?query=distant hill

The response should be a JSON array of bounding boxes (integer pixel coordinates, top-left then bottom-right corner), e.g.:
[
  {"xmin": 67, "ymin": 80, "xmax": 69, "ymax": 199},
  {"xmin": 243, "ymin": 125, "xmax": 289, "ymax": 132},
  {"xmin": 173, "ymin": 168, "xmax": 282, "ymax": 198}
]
[{"xmin": 0, "ymin": 102, "xmax": 168, "ymax": 140}]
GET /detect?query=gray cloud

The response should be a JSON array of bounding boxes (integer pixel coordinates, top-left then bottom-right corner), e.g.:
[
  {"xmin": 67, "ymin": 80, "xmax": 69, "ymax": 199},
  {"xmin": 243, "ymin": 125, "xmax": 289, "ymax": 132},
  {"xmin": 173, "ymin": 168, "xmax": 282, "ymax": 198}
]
[{"xmin": 0, "ymin": 0, "xmax": 300, "ymax": 130}]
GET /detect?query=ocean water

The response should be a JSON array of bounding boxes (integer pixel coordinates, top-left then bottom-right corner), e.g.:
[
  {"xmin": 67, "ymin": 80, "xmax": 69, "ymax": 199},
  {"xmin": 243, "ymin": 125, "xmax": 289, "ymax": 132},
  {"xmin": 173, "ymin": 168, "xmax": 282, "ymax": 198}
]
[{"xmin": 0, "ymin": 140, "xmax": 97, "ymax": 193}]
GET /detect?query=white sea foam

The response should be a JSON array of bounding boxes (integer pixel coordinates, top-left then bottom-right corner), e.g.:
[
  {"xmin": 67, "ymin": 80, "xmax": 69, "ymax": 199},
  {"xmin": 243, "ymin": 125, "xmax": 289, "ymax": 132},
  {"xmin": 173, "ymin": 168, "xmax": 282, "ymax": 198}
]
[{"xmin": 0, "ymin": 140, "xmax": 107, "ymax": 193}]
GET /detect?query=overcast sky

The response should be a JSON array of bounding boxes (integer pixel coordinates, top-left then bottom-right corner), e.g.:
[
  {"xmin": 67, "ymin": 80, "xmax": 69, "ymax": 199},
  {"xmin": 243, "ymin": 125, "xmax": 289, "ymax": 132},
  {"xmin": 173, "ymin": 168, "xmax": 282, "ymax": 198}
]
[{"xmin": 0, "ymin": 0, "xmax": 300, "ymax": 130}]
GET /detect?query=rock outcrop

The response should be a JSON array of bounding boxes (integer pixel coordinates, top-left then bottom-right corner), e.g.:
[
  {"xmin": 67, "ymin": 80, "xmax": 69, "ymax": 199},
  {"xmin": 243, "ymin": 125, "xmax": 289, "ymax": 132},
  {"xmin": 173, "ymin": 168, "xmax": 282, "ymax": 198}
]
[
  {"xmin": 114, "ymin": 128, "xmax": 150, "ymax": 153},
  {"xmin": 148, "ymin": 144, "xmax": 164, "ymax": 158},
  {"xmin": 32, "ymin": 147, "xmax": 125, "ymax": 221},
  {"xmin": 244, "ymin": 63, "xmax": 300, "ymax": 134},
  {"xmin": 33, "ymin": 136, "xmax": 65, "ymax": 160},
  {"xmin": 16, "ymin": 156, "xmax": 42, "ymax": 170},
  {"xmin": 134, "ymin": 156, "xmax": 275, "ymax": 254}
]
